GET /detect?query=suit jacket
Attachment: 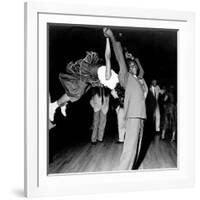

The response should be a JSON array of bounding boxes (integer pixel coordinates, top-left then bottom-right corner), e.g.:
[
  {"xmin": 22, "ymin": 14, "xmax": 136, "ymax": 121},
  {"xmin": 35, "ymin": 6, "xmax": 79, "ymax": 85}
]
[
  {"xmin": 149, "ymin": 85, "xmax": 161, "ymax": 101},
  {"xmin": 112, "ymin": 42, "xmax": 146, "ymax": 119},
  {"xmin": 124, "ymin": 74, "xmax": 146, "ymax": 119}
]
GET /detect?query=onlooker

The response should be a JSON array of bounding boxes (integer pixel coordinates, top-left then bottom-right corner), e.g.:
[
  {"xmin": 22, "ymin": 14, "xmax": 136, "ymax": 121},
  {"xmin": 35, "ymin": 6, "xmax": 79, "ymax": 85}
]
[
  {"xmin": 149, "ymin": 79, "xmax": 165, "ymax": 133},
  {"xmin": 90, "ymin": 86, "xmax": 110, "ymax": 143},
  {"xmin": 161, "ymin": 85, "xmax": 177, "ymax": 142}
]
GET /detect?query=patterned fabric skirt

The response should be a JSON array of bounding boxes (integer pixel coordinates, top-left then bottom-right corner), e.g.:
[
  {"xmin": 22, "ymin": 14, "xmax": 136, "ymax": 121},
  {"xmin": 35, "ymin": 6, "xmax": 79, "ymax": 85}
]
[{"xmin": 59, "ymin": 51, "xmax": 101, "ymax": 102}]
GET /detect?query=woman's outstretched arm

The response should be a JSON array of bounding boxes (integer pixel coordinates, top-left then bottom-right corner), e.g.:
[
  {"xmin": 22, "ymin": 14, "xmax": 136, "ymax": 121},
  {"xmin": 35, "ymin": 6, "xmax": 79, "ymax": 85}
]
[
  {"xmin": 105, "ymin": 37, "xmax": 112, "ymax": 80},
  {"xmin": 103, "ymin": 28, "xmax": 128, "ymax": 88}
]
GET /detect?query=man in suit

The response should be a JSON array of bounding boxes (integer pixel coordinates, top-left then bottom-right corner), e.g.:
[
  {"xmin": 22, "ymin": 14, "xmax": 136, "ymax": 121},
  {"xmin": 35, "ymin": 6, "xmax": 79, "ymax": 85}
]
[
  {"xmin": 90, "ymin": 86, "xmax": 110, "ymax": 143},
  {"xmin": 90, "ymin": 62, "xmax": 119, "ymax": 143},
  {"xmin": 103, "ymin": 28, "xmax": 147, "ymax": 170},
  {"xmin": 149, "ymin": 79, "xmax": 165, "ymax": 133}
]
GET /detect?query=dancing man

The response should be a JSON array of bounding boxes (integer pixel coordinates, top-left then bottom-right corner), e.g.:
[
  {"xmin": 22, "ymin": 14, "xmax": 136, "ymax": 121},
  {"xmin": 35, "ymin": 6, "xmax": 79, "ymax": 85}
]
[{"xmin": 103, "ymin": 28, "xmax": 147, "ymax": 170}]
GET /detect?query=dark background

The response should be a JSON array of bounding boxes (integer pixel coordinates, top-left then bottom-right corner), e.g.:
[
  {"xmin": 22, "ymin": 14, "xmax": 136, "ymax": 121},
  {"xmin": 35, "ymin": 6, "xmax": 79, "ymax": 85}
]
[
  {"xmin": 49, "ymin": 24, "xmax": 177, "ymax": 101},
  {"xmin": 48, "ymin": 24, "xmax": 177, "ymax": 164}
]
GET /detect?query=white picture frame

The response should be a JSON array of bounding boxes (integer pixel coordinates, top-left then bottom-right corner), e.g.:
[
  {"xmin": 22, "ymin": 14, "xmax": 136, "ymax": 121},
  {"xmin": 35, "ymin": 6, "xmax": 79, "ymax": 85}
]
[{"xmin": 24, "ymin": 1, "xmax": 195, "ymax": 197}]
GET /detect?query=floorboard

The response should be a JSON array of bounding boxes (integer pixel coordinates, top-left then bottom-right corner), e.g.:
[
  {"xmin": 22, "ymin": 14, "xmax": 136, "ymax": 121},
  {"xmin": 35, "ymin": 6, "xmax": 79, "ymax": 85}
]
[{"xmin": 49, "ymin": 134, "xmax": 177, "ymax": 174}]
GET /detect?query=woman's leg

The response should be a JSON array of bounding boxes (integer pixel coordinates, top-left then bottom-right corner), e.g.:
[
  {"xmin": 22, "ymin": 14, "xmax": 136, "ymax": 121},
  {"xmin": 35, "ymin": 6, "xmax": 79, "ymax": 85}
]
[
  {"xmin": 170, "ymin": 106, "xmax": 176, "ymax": 142},
  {"xmin": 57, "ymin": 93, "xmax": 71, "ymax": 106},
  {"xmin": 98, "ymin": 110, "xmax": 107, "ymax": 142},
  {"xmin": 171, "ymin": 131, "xmax": 176, "ymax": 142},
  {"xmin": 161, "ymin": 129, "xmax": 166, "ymax": 139},
  {"xmin": 49, "ymin": 93, "xmax": 70, "ymax": 121},
  {"xmin": 91, "ymin": 111, "xmax": 100, "ymax": 143}
]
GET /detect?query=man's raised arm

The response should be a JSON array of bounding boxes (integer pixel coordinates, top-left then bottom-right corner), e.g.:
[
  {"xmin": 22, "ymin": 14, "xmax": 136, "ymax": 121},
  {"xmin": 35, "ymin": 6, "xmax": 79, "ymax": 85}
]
[{"xmin": 135, "ymin": 58, "xmax": 144, "ymax": 79}]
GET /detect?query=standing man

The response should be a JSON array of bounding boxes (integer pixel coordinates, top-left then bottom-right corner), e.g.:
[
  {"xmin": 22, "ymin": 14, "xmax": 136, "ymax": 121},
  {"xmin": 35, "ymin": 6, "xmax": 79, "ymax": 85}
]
[
  {"xmin": 103, "ymin": 28, "xmax": 147, "ymax": 170},
  {"xmin": 90, "ymin": 86, "xmax": 110, "ymax": 143},
  {"xmin": 89, "ymin": 37, "xmax": 119, "ymax": 144},
  {"xmin": 149, "ymin": 79, "xmax": 165, "ymax": 134}
]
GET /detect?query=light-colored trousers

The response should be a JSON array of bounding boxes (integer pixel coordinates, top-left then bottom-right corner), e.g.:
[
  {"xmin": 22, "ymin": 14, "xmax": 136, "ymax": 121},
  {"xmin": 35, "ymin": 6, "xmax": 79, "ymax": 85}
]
[
  {"xmin": 90, "ymin": 93, "xmax": 109, "ymax": 142},
  {"xmin": 116, "ymin": 106, "xmax": 126, "ymax": 142},
  {"xmin": 118, "ymin": 118, "xmax": 144, "ymax": 170},
  {"xmin": 91, "ymin": 110, "xmax": 107, "ymax": 142},
  {"xmin": 154, "ymin": 105, "xmax": 160, "ymax": 132}
]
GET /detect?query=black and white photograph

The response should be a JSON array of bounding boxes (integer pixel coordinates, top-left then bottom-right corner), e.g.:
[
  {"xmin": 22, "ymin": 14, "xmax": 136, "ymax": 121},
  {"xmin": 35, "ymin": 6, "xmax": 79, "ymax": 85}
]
[{"xmin": 48, "ymin": 24, "xmax": 177, "ymax": 174}]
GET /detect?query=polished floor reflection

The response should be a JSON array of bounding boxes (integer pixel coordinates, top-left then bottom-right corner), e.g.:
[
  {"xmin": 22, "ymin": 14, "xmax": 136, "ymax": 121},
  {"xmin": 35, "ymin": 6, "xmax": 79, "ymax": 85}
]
[{"xmin": 49, "ymin": 133, "xmax": 177, "ymax": 174}]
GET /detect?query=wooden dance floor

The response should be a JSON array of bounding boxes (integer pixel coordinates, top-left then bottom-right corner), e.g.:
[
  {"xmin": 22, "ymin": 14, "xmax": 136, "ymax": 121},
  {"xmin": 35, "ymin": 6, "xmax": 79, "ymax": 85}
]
[{"xmin": 48, "ymin": 134, "xmax": 177, "ymax": 174}]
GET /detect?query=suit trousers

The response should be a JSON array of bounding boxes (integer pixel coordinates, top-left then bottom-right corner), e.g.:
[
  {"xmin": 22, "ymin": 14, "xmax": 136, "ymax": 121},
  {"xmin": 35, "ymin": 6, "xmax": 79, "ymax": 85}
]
[
  {"xmin": 118, "ymin": 118, "xmax": 144, "ymax": 170},
  {"xmin": 154, "ymin": 105, "xmax": 160, "ymax": 132},
  {"xmin": 91, "ymin": 110, "xmax": 107, "ymax": 142}
]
